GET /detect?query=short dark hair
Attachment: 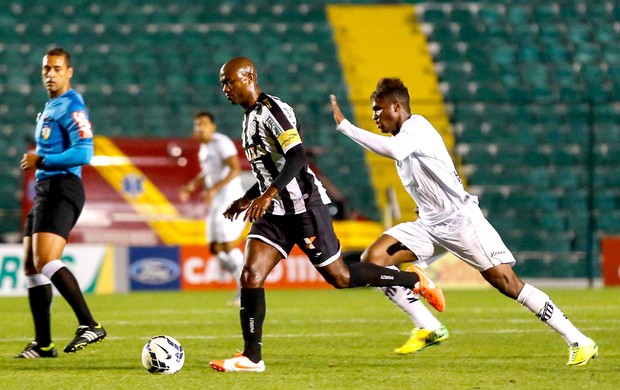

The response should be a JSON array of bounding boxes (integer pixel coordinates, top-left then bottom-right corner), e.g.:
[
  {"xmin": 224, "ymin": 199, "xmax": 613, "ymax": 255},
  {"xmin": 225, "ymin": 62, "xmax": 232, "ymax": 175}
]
[
  {"xmin": 45, "ymin": 48, "xmax": 72, "ymax": 68},
  {"xmin": 194, "ymin": 110, "xmax": 215, "ymax": 123},
  {"xmin": 370, "ymin": 78, "xmax": 410, "ymax": 111}
]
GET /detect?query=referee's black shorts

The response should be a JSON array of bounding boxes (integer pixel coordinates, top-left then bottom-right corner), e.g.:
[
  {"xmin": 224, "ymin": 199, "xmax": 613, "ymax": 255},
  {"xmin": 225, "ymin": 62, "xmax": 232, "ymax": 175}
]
[
  {"xmin": 248, "ymin": 203, "xmax": 341, "ymax": 267},
  {"xmin": 24, "ymin": 174, "xmax": 85, "ymax": 241}
]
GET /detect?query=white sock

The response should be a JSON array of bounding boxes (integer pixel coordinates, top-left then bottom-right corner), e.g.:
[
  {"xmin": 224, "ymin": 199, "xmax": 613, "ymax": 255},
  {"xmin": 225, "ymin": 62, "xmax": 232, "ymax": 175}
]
[
  {"xmin": 227, "ymin": 248, "xmax": 244, "ymax": 278},
  {"xmin": 40, "ymin": 260, "xmax": 65, "ymax": 280},
  {"xmin": 26, "ymin": 274, "xmax": 51, "ymax": 288},
  {"xmin": 517, "ymin": 283, "xmax": 589, "ymax": 346},
  {"xmin": 381, "ymin": 266, "xmax": 442, "ymax": 330},
  {"xmin": 217, "ymin": 249, "xmax": 243, "ymax": 287}
]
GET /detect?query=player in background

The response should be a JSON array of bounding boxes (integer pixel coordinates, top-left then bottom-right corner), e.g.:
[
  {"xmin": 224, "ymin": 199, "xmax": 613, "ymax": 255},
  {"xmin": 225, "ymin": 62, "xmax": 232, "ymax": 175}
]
[
  {"xmin": 17, "ymin": 48, "xmax": 105, "ymax": 358},
  {"xmin": 330, "ymin": 78, "xmax": 598, "ymax": 366},
  {"xmin": 209, "ymin": 57, "xmax": 445, "ymax": 373},
  {"xmin": 179, "ymin": 111, "xmax": 246, "ymax": 306}
]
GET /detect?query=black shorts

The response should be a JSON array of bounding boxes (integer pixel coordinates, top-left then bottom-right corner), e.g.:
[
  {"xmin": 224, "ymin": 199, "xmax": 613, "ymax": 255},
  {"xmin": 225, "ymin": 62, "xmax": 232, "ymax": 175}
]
[
  {"xmin": 24, "ymin": 174, "xmax": 85, "ymax": 241},
  {"xmin": 248, "ymin": 204, "xmax": 341, "ymax": 267}
]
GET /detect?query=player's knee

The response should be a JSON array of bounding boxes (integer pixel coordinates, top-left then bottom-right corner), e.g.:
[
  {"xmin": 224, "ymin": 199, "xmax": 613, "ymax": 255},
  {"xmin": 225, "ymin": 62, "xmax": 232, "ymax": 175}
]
[
  {"xmin": 239, "ymin": 265, "xmax": 267, "ymax": 288},
  {"xmin": 319, "ymin": 267, "xmax": 350, "ymax": 289},
  {"xmin": 32, "ymin": 258, "xmax": 50, "ymax": 273},
  {"xmin": 361, "ymin": 246, "xmax": 387, "ymax": 266},
  {"xmin": 328, "ymin": 274, "xmax": 350, "ymax": 289},
  {"xmin": 24, "ymin": 262, "xmax": 37, "ymax": 275}
]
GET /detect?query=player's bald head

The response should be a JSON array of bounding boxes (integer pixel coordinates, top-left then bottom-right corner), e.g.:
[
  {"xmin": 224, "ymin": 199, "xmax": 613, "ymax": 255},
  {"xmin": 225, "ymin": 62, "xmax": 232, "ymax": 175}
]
[
  {"xmin": 220, "ymin": 57, "xmax": 261, "ymax": 109},
  {"xmin": 220, "ymin": 57, "xmax": 257, "ymax": 83}
]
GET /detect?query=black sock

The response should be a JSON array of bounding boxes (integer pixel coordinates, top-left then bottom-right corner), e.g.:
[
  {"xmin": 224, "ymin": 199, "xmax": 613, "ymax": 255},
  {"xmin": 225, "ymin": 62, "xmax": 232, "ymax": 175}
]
[
  {"xmin": 348, "ymin": 262, "xmax": 419, "ymax": 288},
  {"xmin": 28, "ymin": 284, "xmax": 53, "ymax": 347},
  {"xmin": 240, "ymin": 288, "xmax": 265, "ymax": 363},
  {"xmin": 50, "ymin": 267, "xmax": 96, "ymax": 327}
]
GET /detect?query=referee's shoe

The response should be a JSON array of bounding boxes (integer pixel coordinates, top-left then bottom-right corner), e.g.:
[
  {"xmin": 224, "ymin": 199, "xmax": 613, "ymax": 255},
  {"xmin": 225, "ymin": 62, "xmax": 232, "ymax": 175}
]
[
  {"xmin": 16, "ymin": 341, "xmax": 58, "ymax": 358},
  {"xmin": 64, "ymin": 323, "xmax": 107, "ymax": 353}
]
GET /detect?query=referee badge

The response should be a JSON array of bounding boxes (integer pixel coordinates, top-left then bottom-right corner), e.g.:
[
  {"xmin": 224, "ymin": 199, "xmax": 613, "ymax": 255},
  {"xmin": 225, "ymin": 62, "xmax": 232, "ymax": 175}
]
[{"xmin": 41, "ymin": 126, "xmax": 51, "ymax": 140}]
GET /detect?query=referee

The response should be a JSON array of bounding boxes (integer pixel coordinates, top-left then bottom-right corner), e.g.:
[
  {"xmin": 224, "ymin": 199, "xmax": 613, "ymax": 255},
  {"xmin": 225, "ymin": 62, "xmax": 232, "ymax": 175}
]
[{"xmin": 17, "ymin": 48, "xmax": 106, "ymax": 358}]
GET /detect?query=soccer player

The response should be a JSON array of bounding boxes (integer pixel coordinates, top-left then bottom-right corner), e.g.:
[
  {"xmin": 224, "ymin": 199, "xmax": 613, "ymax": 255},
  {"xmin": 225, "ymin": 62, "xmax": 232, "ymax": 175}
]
[
  {"xmin": 209, "ymin": 57, "xmax": 445, "ymax": 373},
  {"xmin": 330, "ymin": 78, "xmax": 598, "ymax": 366},
  {"xmin": 180, "ymin": 110, "xmax": 246, "ymax": 306},
  {"xmin": 16, "ymin": 48, "xmax": 106, "ymax": 358}
]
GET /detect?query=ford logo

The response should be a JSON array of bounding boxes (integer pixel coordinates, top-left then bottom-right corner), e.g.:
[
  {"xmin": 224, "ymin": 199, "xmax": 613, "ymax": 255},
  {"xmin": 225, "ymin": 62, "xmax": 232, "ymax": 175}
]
[{"xmin": 130, "ymin": 258, "xmax": 180, "ymax": 285}]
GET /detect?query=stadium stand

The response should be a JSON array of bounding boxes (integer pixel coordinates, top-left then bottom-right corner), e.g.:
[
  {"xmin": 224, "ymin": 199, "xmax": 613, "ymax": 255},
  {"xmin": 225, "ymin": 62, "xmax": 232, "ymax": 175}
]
[
  {"xmin": 421, "ymin": 1, "xmax": 620, "ymax": 278},
  {"xmin": 1, "ymin": 1, "xmax": 618, "ymax": 282},
  {"xmin": 0, "ymin": 0, "xmax": 379, "ymax": 239}
]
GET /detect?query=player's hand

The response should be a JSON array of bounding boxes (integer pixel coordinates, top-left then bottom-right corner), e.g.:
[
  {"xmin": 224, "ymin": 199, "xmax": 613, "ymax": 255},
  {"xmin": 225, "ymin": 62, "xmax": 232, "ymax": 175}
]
[
  {"xmin": 330, "ymin": 94, "xmax": 345, "ymax": 125},
  {"xmin": 224, "ymin": 197, "xmax": 251, "ymax": 220},
  {"xmin": 202, "ymin": 188, "xmax": 216, "ymax": 204},
  {"xmin": 20, "ymin": 153, "xmax": 39, "ymax": 170},
  {"xmin": 244, "ymin": 193, "xmax": 271, "ymax": 223}
]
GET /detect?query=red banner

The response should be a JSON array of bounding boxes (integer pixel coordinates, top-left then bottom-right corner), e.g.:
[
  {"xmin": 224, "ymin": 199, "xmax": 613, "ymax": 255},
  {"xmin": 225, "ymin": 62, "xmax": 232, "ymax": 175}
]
[
  {"xmin": 180, "ymin": 244, "xmax": 331, "ymax": 290},
  {"xmin": 601, "ymin": 237, "xmax": 620, "ymax": 286}
]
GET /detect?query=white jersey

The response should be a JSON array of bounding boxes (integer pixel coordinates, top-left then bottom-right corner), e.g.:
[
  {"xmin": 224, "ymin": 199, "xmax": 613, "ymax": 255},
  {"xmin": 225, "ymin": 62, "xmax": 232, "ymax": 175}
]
[
  {"xmin": 198, "ymin": 132, "xmax": 244, "ymax": 204},
  {"xmin": 337, "ymin": 115, "xmax": 475, "ymax": 224}
]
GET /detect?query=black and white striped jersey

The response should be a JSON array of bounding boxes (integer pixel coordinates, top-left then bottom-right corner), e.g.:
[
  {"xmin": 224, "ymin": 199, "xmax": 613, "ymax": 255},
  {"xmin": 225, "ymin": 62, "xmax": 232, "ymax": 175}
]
[{"xmin": 241, "ymin": 92, "xmax": 331, "ymax": 215}]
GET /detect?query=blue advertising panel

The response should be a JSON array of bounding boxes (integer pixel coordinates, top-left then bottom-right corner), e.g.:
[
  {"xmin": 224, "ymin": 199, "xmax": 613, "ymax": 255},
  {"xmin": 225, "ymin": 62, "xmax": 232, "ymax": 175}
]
[{"xmin": 129, "ymin": 246, "xmax": 181, "ymax": 291}]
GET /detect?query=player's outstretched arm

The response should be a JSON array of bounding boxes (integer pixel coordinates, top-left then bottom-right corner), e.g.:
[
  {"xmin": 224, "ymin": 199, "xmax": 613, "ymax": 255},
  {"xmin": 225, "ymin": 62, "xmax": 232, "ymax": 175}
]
[{"xmin": 330, "ymin": 94, "xmax": 346, "ymax": 125}]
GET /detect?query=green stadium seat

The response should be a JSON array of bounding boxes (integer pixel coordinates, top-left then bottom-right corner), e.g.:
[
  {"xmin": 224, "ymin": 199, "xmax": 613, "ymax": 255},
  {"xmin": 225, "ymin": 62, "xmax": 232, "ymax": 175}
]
[{"xmin": 421, "ymin": 8, "xmax": 447, "ymax": 24}]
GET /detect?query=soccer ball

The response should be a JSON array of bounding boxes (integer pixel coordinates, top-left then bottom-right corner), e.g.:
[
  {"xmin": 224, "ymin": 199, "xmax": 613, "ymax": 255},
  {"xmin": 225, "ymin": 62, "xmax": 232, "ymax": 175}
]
[{"xmin": 141, "ymin": 335, "xmax": 185, "ymax": 374}]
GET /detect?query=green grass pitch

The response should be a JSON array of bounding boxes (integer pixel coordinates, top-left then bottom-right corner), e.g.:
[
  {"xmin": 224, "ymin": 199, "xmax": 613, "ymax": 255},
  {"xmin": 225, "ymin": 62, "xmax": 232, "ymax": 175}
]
[{"xmin": 1, "ymin": 287, "xmax": 618, "ymax": 389}]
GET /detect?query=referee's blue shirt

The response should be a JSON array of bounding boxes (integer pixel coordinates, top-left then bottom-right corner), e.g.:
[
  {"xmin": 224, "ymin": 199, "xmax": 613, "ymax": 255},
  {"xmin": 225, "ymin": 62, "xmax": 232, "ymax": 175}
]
[{"xmin": 34, "ymin": 89, "xmax": 94, "ymax": 182}]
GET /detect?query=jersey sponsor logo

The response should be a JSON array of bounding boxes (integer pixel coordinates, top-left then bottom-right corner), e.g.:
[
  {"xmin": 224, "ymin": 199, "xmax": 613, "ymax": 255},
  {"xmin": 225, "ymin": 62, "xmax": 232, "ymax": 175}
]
[
  {"xmin": 244, "ymin": 145, "xmax": 267, "ymax": 162},
  {"xmin": 277, "ymin": 129, "xmax": 301, "ymax": 151},
  {"xmin": 71, "ymin": 111, "xmax": 93, "ymax": 139},
  {"xmin": 265, "ymin": 116, "xmax": 281, "ymax": 135}
]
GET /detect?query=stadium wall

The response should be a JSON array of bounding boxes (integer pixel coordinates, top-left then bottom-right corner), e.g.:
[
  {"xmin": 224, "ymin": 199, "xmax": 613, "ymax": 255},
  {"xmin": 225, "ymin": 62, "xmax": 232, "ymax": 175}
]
[{"xmin": 0, "ymin": 242, "xmax": 492, "ymax": 297}]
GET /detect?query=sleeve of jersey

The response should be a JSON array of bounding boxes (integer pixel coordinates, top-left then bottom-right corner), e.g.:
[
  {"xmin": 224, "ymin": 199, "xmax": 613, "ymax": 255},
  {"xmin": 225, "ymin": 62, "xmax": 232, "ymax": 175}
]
[
  {"xmin": 336, "ymin": 119, "xmax": 415, "ymax": 161},
  {"xmin": 43, "ymin": 108, "xmax": 94, "ymax": 168},
  {"xmin": 220, "ymin": 136, "xmax": 239, "ymax": 159},
  {"xmin": 271, "ymin": 144, "xmax": 306, "ymax": 192}
]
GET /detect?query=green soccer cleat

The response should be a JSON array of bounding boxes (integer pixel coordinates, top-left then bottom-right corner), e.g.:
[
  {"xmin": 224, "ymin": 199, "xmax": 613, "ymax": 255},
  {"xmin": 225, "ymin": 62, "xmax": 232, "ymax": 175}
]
[
  {"xmin": 394, "ymin": 324, "xmax": 450, "ymax": 355},
  {"xmin": 566, "ymin": 338, "xmax": 598, "ymax": 366},
  {"xmin": 64, "ymin": 323, "xmax": 107, "ymax": 353}
]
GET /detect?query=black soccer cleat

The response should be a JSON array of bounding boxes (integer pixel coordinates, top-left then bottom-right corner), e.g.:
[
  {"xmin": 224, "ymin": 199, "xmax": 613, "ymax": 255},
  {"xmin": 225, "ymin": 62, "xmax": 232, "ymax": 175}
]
[
  {"xmin": 16, "ymin": 341, "xmax": 58, "ymax": 358},
  {"xmin": 64, "ymin": 323, "xmax": 107, "ymax": 353}
]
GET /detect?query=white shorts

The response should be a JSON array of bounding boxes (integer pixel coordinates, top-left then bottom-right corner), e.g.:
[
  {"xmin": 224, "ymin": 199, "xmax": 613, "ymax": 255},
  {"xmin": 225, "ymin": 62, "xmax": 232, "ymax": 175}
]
[
  {"xmin": 385, "ymin": 202, "xmax": 516, "ymax": 272},
  {"xmin": 206, "ymin": 199, "xmax": 246, "ymax": 243}
]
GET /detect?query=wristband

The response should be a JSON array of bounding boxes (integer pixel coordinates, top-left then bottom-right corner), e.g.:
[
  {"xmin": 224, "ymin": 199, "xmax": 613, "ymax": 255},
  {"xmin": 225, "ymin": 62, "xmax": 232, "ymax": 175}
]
[{"xmin": 35, "ymin": 156, "xmax": 45, "ymax": 168}]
